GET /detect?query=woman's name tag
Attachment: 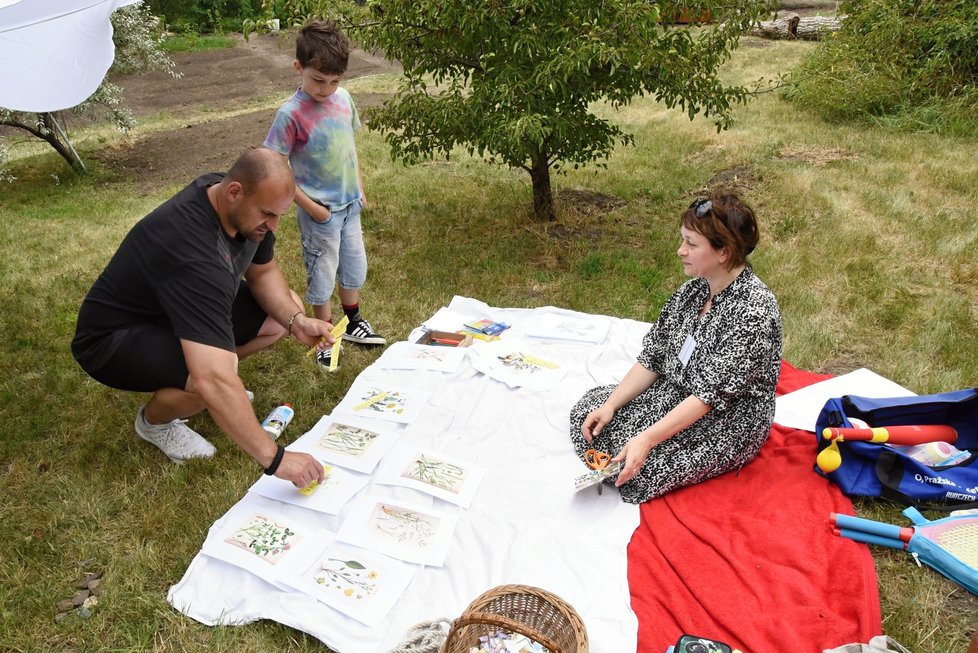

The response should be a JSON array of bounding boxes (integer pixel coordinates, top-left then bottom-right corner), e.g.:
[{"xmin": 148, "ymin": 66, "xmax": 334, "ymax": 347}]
[{"xmin": 678, "ymin": 334, "xmax": 696, "ymax": 367}]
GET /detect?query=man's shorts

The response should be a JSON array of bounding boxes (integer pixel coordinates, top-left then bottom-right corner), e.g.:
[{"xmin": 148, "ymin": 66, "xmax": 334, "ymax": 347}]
[
  {"xmin": 74, "ymin": 281, "xmax": 267, "ymax": 393},
  {"xmin": 296, "ymin": 199, "xmax": 368, "ymax": 305}
]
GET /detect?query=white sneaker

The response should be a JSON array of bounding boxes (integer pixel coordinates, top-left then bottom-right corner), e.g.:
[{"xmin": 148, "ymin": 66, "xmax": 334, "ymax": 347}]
[
  {"xmin": 245, "ymin": 390, "xmax": 255, "ymax": 402},
  {"xmin": 135, "ymin": 406, "xmax": 216, "ymax": 463}
]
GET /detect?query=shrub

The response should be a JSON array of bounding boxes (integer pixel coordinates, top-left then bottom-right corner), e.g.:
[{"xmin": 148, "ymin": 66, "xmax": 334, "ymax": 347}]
[
  {"xmin": 149, "ymin": 0, "xmax": 262, "ymax": 33},
  {"xmin": 786, "ymin": 0, "xmax": 978, "ymax": 135}
]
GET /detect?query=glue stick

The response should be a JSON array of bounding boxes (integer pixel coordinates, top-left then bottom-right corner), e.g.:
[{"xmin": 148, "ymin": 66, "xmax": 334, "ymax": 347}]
[{"xmin": 261, "ymin": 404, "xmax": 294, "ymax": 440}]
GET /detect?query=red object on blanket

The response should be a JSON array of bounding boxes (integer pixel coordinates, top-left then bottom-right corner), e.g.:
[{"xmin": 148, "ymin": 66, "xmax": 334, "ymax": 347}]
[{"xmin": 628, "ymin": 361, "xmax": 882, "ymax": 652}]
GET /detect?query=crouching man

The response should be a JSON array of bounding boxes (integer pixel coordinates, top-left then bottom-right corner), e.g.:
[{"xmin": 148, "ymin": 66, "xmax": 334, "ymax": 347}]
[{"xmin": 72, "ymin": 149, "xmax": 329, "ymax": 488}]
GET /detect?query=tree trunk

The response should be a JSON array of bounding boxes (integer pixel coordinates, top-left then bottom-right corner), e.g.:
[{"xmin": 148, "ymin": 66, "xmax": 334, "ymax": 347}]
[
  {"xmin": 0, "ymin": 113, "xmax": 85, "ymax": 174},
  {"xmin": 749, "ymin": 13, "xmax": 843, "ymax": 40},
  {"xmin": 779, "ymin": 0, "xmax": 837, "ymax": 10},
  {"xmin": 41, "ymin": 113, "xmax": 87, "ymax": 173},
  {"xmin": 795, "ymin": 15, "xmax": 843, "ymax": 40},
  {"xmin": 529, "ymin": 153, "xmax": 556, "ymax": 222}
]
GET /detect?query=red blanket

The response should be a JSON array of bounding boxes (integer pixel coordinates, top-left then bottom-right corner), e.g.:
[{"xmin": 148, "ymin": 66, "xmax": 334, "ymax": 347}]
[{"xmin": 629, "ymin": 361, "xmax": 882, "ymax": 652}]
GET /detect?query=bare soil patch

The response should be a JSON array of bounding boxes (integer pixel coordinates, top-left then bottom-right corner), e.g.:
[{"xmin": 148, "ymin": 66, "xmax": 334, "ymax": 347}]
[
  {"xmin": 115, "ymin": 33, "xmax": 397, "ymax": 119},
  {"xmin": 95, "ymin": 34, "xmax": 398, "ymax": 192},
  {"xmin": 777, "ymin": 145, "xmax": 859, "ymax": 166},
  {"xmin": 698, "ymin": 165, "xmax": 761, "ymax": 195},
  {"xmin": 536, "ymin": 188, "xmax": 630, "ymax": 244},
  {"xmin": 556, "ymin": 188, "xmax": 627, "ymax": 216}
]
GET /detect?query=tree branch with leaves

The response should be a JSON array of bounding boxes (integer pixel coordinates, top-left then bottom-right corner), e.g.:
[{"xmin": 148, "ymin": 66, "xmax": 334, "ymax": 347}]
[{"xmin": 249, "ymin": 0, "xmax": 775, "ymax": 221}]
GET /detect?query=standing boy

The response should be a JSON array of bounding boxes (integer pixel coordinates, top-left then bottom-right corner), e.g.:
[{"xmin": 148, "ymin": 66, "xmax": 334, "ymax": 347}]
[{"xmin": 264, "ymin": 20, "xmax": 386, "ymax": 372}]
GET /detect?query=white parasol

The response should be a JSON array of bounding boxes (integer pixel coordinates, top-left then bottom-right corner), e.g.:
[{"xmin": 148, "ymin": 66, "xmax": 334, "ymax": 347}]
[{"xmin": 0, "ymin": 0, "xmax": 140, "ymax": 112}]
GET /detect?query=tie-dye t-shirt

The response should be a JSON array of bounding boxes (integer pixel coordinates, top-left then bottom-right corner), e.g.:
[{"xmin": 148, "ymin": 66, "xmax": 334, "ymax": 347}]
[{"xmin": 264, "ymin": 87, "xmax": 362, "ymax": 210}]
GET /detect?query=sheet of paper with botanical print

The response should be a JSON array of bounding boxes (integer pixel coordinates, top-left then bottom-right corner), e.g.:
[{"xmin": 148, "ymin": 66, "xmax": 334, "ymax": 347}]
[
  {"xmin": 248, "ymin": 460, "xmax": 371, "ymax": 515},
  {"xmin": 199, "ymin": 496, "xmax": 328, "ymax": 589},
  {"xmin": 374, "ymin": 444, "xmax": 485, "ymax": 508},
  {"xmin": 224, "ymin": 514, "xmax": 300, "ymax": 564},
  {"xmin": 289, "ymin": 414, "xmax": 402, "ymax": 474},
  {"xmin": 282, "ymin": 539, "xmax": 417, "ymax": 627},
  {"xmin": 337, "ymin": 496, "xmax": 459, "ymax": 566},
  {"xmin": 466, "ymin": 338, "xmax": 568, "ymax": 390},
  {"xmin": 524, "ymin": 311, "xmax": 611, "ymax": 344},
  {"xmin": 372, "ymin": 341, "xmax": 468, "ymax": 373},
  {"xmin": 332, "ymin": 379, "xmax": 433, "ymax": 425}
]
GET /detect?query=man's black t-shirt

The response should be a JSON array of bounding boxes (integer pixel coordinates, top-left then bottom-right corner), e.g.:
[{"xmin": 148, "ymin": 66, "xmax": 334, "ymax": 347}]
[{"xmin": 72, "ymin": 173, "xmax": 274, "ymax": 371}]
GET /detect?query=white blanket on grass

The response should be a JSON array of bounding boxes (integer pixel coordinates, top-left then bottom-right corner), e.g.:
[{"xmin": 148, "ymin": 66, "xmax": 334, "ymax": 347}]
[{"xmin": 168, "ymin": 297, "xmax": 647, "ymax": 653}]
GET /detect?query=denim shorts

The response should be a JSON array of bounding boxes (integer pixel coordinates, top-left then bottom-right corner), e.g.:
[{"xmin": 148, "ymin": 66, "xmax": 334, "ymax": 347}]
[{"xmin": 297, "ymin": 199, "xmax": 368, "ymax": 306}]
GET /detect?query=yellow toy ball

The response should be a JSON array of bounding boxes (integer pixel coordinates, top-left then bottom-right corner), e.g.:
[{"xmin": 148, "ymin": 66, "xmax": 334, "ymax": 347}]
[{"xmin": 817, "ymin": 441, "xmax": 842, "ymax": 473}]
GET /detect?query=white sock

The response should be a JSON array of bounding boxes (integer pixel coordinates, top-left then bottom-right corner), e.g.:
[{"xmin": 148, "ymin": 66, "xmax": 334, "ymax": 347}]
[{"xmin": 139, "ymin": 406, "xmax": 164, "ymax": 430}]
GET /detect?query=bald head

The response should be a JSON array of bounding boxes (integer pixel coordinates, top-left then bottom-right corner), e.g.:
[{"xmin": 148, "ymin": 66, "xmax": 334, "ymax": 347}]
[
  {"xmin": 225, "ymin": 148, "xmax": 295, "ymax": 197},
  {"xmin": 211, "ymin": 149, "xmax": 296, "ymax": 242}
]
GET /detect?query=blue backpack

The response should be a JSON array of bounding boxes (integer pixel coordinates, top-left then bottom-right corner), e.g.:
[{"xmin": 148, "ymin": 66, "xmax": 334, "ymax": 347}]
[{"xmin": 814, "ymin": 388, "xmax": 978, "ymax": 509}]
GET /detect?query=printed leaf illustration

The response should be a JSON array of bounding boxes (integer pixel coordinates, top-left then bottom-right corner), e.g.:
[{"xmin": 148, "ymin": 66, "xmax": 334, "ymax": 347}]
[
  {"xmin": 408, "ymin": 348, "xmax": 447, "ymax": 361},
  {"xmin": 402, "ymin": 454, "xmax": 466, "ymax": 494},
  {"xmin": 225, "ymin": 514, "xmax": 301, "ymax": 565},
  {"xmin": 318, "ymin": 423, "xmax": 379, "ymax": 457},
  {"xmin": 370, "ymin": 503, "xmax": 438, "ymax": 549}
]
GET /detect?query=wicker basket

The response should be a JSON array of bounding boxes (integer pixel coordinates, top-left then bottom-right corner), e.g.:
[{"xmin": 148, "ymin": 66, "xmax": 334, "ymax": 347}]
[{"xmin": 442, "ymin": 584, "xmax": 588, "ymax": 653}]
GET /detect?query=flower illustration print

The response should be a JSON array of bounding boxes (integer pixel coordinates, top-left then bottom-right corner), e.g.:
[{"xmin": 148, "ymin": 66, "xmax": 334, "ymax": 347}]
[
  {"xmin": 311, "ymin": 557, "xmax": 379, "ymax": 599},
  {"xmin": 360, "ymin": 388, "xmax": 409, "ymax": 415},
  {"xmin": 497, "ymin": 352, "xmax": 543, "ymax": 374}
]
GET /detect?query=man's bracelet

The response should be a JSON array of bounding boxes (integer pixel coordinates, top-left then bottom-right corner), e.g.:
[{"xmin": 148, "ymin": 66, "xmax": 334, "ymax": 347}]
[
  {"xmin": 263, "ymin": 444, "xmax": 285, "ymax": 476},
  {"xmin": 287, "ymin": 311, "xmax": 303, "ymax": 336}
]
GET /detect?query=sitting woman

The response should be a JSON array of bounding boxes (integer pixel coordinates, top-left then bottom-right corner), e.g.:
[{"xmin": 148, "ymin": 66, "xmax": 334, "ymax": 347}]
[{"xmin": 570, "ymin": 192, "xmax": 783, "ymax": 503}]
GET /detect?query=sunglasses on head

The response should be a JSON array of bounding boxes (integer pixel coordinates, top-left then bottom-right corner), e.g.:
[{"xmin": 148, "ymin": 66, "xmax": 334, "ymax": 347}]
[{"xmin": 690, "ymin": 197, "xmax": 712, "ymax": 218}]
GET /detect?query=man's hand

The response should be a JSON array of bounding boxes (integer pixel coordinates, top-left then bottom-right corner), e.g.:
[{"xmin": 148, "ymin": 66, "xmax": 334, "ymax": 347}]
[
  {"xmin": 291, "ymin": 314, "xmax": 335, "ymax": 350},
  {"xmin": 274, "ymin": 451, "xmax": 325, "ymax": 488},
  {"xmin": 581, "ymin": 404, "xmax": 615, "ymax": 443}
]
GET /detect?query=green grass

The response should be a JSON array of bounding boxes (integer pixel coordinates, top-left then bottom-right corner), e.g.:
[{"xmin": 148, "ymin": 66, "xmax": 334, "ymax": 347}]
[
  {"xmin": 161, "ymin": 33, "xmax": 237, "ymax": 53},
  {"xmin": 2, "ymin": 37, "xmax": 978, "ymax": 652}
]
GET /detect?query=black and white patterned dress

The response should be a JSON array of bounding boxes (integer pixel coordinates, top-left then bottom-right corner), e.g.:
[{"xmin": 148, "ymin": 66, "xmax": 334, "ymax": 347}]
[{"xmin": 569, "ymin": 267, "xmax": 783, "ymax": 503}]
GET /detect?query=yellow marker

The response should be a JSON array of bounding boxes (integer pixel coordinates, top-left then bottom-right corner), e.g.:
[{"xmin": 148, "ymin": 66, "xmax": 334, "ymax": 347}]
[
  {"xmin": 523, "ymin": 353, "xmax": 559, "ymax": 369},
  {"xmin": 354, "ymin": 391, "xmax": 388, "ymax": 411}
]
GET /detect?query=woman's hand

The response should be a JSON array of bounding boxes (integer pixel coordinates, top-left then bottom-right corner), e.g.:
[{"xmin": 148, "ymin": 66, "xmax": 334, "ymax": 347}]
[
  {"xmin": 612, "ymin": 434, "xmax": 654, "ymax": 487},
  {"xmin": 581, "ymin": 404, "xmax": 615, "ymax": 443}
]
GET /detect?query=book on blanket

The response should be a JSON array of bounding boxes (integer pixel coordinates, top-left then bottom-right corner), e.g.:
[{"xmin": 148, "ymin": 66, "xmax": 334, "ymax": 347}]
[{"xmin": 462, "ymin": 318, "xmax": 510, "ymax": 335}]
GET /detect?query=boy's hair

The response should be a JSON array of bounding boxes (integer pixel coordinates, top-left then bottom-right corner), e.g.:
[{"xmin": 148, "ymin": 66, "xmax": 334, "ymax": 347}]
[{"xmin": 295, "ymin": 20, "xmax": 349, "ymax": 74}]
